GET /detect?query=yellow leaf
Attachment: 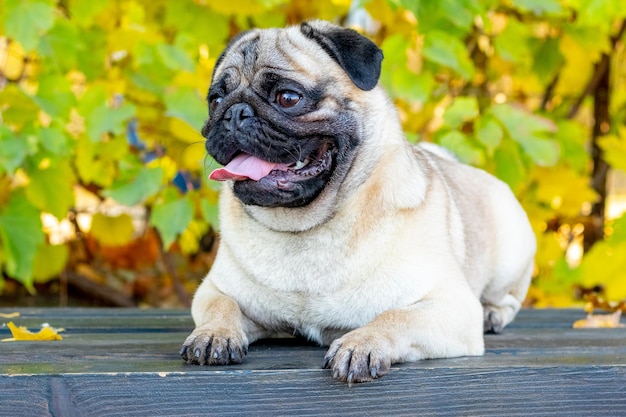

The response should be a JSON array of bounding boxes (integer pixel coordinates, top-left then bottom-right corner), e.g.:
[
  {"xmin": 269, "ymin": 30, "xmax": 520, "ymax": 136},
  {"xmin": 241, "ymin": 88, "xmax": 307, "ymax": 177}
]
[
  {"xmin": 0, "ymin": 38, "xmax": 26, "ymax": 80},
  {"xmin": 0, "ymin": 312, "xmax": 20, "ymax": 319},
  {"xmin": 90, "ymin": 212, "xmax": 135, "ymax": 246},
  {"xmin": 147, "ymin": 155, "xmax": 178, "ymax": 182},
  {"xmin": 33, "ymin": 243, "xmax": 70, "ymax": 284},
  {"xmin": 168, "ymin": 118, "xmax": 204, "ymax": 144},
  {"xmin": 556, "ymin": 34, "xmax": 594, "ymax": 96},
  {"xmin": 2, "ymin": 322, "xmax": 64, "ymax": 341},
  {"xmin": 205, "ymin": 0, "xmax": 286, "ymax": 15},
  {"xmin": 365, "ymin": 0, "xmax": 416, "ymax": 37},
  {"xmin": 573, "ymin": 311, "xmax": 624, "ymax": 329},
  {"xmin": 533, "ymin": 167, "xmax": 598, "ymax": 218},
  {"xmin": 597, "ymin": 133, "xmax": 626, "ymax": 173},
  {"xmin": 179, "ymin": 220, "xmax": 209, "ymax": 255},
  {"xmin": 181, "ymin": 143, "xmax": 207, "ymax": 172}
]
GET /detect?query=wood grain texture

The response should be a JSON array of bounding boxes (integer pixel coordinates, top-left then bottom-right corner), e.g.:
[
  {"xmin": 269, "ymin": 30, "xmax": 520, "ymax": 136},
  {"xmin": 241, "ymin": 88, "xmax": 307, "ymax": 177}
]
[{"xmin": 1, "ymin": 308, "xmax": 625, "ymax": 416}]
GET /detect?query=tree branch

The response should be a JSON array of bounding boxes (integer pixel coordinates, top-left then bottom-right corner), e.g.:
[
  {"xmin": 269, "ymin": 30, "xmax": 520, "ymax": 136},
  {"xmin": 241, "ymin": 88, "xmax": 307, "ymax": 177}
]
[
  {"xmin": 568, "ymin": 19, "xmax": 626, "ymax": 119},
  {"xmin": 66, "ymin": 271, "xmax": 135, "ymax": 307},
  {"xmin": 158, "ymin": 242, "xmax": 192, "ymax": 308}
]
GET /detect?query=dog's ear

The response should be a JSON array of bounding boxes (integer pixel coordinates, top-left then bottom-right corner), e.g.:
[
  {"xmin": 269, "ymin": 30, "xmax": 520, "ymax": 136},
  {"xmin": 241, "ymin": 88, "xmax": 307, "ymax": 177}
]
[{"xmin": 300, "ymin": 21, "xmax": 383, "ymax": 91}]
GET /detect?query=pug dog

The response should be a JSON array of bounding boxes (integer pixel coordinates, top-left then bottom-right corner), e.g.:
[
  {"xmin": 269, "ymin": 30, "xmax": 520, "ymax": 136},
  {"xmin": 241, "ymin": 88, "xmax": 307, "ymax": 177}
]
[{"xmin": 180, "ymin": 20, "xmax": 537, "ymax": 383}]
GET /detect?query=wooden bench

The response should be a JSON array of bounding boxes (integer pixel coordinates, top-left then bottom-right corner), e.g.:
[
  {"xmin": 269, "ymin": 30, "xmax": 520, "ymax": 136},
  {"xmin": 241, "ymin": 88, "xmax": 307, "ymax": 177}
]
[{"xmin": 1, "ymin": 308, "xmax": 625, "ymax": 416}]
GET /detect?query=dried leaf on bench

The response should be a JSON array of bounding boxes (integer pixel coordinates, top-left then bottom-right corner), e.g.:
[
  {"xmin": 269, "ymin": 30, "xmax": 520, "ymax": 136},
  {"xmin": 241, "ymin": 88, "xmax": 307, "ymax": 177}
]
[
  {"xmin": 573, "ymin": 310, "xmax": 625, "ymax": 329},
  {"xmin": 2, "ymin": 321, "xmax": 64, "ymax": 341},
  {"xmin": 0, "ymin": 312, "xmax": 20, "ymax": 318}
]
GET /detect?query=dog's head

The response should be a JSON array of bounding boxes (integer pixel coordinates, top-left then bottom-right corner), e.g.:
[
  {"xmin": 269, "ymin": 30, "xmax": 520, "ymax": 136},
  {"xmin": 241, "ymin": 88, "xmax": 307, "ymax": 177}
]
[{"xmin": 202, "ymin": 21, "xmax": 384, "ymax": 211}]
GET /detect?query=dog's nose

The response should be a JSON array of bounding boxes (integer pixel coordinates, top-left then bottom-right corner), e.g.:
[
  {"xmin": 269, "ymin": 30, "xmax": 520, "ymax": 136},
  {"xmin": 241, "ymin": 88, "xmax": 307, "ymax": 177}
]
[{"xmin": 223, "ymin": 103, "xmax": 254, "ymax": 131}]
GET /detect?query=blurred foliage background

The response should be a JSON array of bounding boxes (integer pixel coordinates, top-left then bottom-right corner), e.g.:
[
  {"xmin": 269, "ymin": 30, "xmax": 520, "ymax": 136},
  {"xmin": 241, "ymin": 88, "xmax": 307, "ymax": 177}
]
[{"xmin": 0, "ymin": 0, "xmax": 625, "ymax": 308}]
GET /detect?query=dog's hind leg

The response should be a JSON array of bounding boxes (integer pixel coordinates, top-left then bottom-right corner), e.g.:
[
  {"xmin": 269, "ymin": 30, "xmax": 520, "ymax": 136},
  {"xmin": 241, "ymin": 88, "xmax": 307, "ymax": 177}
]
[{"xmin": 482, "ymin": 261, "xmax": 534, "ymax": 333}]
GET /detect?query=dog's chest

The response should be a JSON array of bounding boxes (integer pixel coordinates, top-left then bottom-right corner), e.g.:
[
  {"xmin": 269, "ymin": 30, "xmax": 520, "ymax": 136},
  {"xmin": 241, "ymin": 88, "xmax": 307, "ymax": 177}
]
[{"xmin": 220, "ymin": 227, "xmax": 441, "ymax": 344}]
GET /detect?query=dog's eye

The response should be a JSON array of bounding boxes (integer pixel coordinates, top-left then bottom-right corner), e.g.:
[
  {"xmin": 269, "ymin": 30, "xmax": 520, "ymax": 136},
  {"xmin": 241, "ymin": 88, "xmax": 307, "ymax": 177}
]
[
  {"xmin": 276, "ymin": 91, "xmax": 301, "ymax": 109},
  {"xmin": 209, "ymin": 97, "xmax": 223, "ymax": 114}
]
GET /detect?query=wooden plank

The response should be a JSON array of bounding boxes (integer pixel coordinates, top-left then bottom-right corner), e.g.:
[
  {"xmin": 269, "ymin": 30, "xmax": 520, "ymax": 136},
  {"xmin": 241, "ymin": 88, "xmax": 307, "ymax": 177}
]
[
  {"xmin": 0, "ymin": 306, "xmax": 593, "ymax": 327},
  {"xmin": 2, "ymin": 333, "xmax": 626, "ymax": 374},
  {"xmin": 2, "ymin": 325, "xmax": 626, "ymax": 373},
  {"xmin": 1, "ymin": 308, "xmax": 625, "ymax": 416},
  {"xmin": 1, "ymin": 367, "xmax": 625, "ymax": 417}
]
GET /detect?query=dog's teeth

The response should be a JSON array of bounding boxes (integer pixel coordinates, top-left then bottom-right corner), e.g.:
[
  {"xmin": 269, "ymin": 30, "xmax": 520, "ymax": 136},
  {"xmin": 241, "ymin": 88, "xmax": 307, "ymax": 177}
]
[{"xmin": 294, "ymin": 159, "xmax": 310, "ymax": 170}]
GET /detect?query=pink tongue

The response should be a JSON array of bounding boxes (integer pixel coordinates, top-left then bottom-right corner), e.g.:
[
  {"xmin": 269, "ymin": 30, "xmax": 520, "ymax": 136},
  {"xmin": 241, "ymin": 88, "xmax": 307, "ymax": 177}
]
[{"xmin": 209, "ymin": 154, "xmax": 287, "ymax": 181}]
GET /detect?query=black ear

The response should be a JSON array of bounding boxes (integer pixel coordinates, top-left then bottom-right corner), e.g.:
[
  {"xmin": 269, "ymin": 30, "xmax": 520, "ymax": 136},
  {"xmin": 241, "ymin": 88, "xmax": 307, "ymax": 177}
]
[{"xmin": 300, "ymin": 21, "xmax": 383, "ymax": 91}]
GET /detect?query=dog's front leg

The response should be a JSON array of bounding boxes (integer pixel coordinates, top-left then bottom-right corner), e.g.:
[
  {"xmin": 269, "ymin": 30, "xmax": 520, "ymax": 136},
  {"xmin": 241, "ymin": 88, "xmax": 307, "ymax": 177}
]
[
  {"xmin": 323, "ymin": 287, "xmax": 484, "ymax": 383},
  {"xmin": 180, "ymin": 281, "xmax": 250, "ymax": 365}
]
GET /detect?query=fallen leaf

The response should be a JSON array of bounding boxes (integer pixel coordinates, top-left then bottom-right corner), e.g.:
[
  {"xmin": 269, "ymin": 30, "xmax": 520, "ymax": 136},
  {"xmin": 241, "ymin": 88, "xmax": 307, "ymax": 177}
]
[
  {"xmin": 0, "ymin": 312, "xmax": 20, "ymax": 318},
  {"xmin": 583, "ymin": 294, "xmax": 625, "ymax": 313},
  {"xmin": 2, "ymin": 321, "xmax": 64, "ymax": 341},
  {"xmin": 573, "ymin": 311, "xmax": 625, "ymax": 329}
]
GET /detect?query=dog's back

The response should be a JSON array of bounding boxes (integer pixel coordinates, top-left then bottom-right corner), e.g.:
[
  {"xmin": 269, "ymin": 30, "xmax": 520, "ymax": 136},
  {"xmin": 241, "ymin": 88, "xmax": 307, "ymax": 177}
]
[{"xmin": 416, "ymin": 144, "xmax": 536, "ymax": 332}]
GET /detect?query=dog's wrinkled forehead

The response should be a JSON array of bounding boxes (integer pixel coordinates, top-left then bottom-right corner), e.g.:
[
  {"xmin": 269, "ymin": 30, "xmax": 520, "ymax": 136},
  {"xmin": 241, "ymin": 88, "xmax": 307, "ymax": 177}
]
[
  {"xmin": 211, "ymin": 21, "xmax": 383, "ymax": 93},
  {"xmin": 212, "ymin": 27, "xmax": 332, "ymax": 88}
]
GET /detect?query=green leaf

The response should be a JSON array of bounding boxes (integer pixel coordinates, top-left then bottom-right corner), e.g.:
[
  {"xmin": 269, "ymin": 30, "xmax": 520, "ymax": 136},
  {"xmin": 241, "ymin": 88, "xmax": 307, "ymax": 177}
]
[
  {"xmin": 0, "ymin": 85, "xmax": 40, "ymax": 127},
  {"xmin": 75, "ymin": 135, "xmax": 125, "ymax": 187},
  {"xmin": 563, "ymin": 25, "xmax": 612, "ymax": 60},
  {"xmin": 31, "ymin": 74, "xmax": 77, "ymax": 119},
  {"xmin": 68, "ymin": 0, "xmax": 110, "ymax": 26},
  {"xmin": 491, "ymin": 104, "xmax": 555, "ymax": 134},
  {"xmin": 380, "ymin": 35, "xmax": 434, "ymax": 102},
  {"xmin": 1, "ymin": 0, "xmax": 56, "ymax": 51},
  {"xmin": 531, "ymin": 37, "xmax": 564, "ymax": 84},
  {"xmin": 164, "ymin": 2, "xmax": 229, "ymax": 45},
  {"xmin": 391, "ymin": 70, "xmax": 434, "ymax": 103},
  {"xmin": 32, "ymin": 243, "xmax": 69, "ymax": 283},
  {"xmin": 554, "ymin": 120, "xmax": 589, "ymax": 173},
  {"xmin": 510, "ymin": 0, "xmax": 564, "ymax": 15},
  {"xmin": 422, "ymin": 30, "xmax": 475, "ymax": 80},
  {"xmin": 201, "ymin": 199, "xmax": 219, "ymax": 231},
  {"xmin": 0, "ymin": 192, "xmax": 45, "ymax": 290},
  {"xmin": 572, "ymin": 0, "xmax": 626, "ymax": 30},
  {"xmin": 165, "ymin": 88, "xmax": 207, "ymax": 129},
  {"xmin": 609, "ymin": 213, "xmax": 626, "ymax": 244},
  {"xmin": 0, "ymin": 126, "xmax": 29, "ymax": 175},
  {"xmin": 38, "ymin": 18, "xmax": 84, "ymax": 71},
  {"xmin": 156, "ymin": 44, "xmax": 195, "ymax": 72},
  {"xmin": 475, "ymin": 115, "xmax": 503, "ymax": 153},
  {"xmin": 437, "ymin": 0, "xmax": 478, "ymax": 31},
  {"xmin": 493, "ymin": 140, "xmax": 527, "ymax": 192},
  {"xmin": 532, "ymin": 38, "xmax": 564, "ymax": 84},
  {"xmin": 86, "ymin": 102, "xmax": 137, "ymax": 142},
  {"xmin": 491, "ymin": 104, "xmax": 559, "ymax": 166},
  {"xmin": 494, "ymin": 19, "xmax": 532, "ymax": 63},
  {"xmin": 443, "ymin": 97, "xmax": 479, "ymax": 129},
  {"xmin": 150, "ymin": 192, "xmax": 194, "ymax": 249},
  {"xmin": 39, "ymin": 127, "xmax": 71, "ymax": 157},
  {"xmin": 516, "ymin": 135, "xmax": 560, "ymax": 166},
  {"xmin": 410, "ymin": 0, "xmax": 480, "ymax": 35},
  {"xmin": 77, "ymin": 85, "xmax": 107, "ymax": 115},
  {"xmin": 437, "ymin": 130, "xmax": 485, "ymax": 166},
  {"xmin": 25, "ymin": 159, "xmax": 75, "ymax": 220},
  {"xmin": 75, "ymin": 27, "xmax": 108, "ymax": 80},
  {"xmin": 103, "ymin": 166, "xmax": 164, "ymax": 206}
]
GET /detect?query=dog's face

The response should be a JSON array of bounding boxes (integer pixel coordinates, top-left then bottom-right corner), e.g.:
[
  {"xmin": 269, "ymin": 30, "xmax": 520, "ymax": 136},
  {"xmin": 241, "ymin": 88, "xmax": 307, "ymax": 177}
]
[{"xmin": 202, "ymin": 21, "xmax": 383, "ymax": 208}]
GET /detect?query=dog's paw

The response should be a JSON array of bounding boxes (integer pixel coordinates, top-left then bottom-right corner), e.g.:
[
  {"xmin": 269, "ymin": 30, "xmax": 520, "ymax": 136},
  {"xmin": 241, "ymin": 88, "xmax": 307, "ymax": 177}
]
[
  {"xmin": 483, "ymin": 308, "xmax": 505, "ymax": 334},
  {"xmin": 323, "ymin": 329, "xmax": 391, "ymax": 384},
  {"xmin": 180, "ymin": 325, "xmax": 248, "ymax": 365}
]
